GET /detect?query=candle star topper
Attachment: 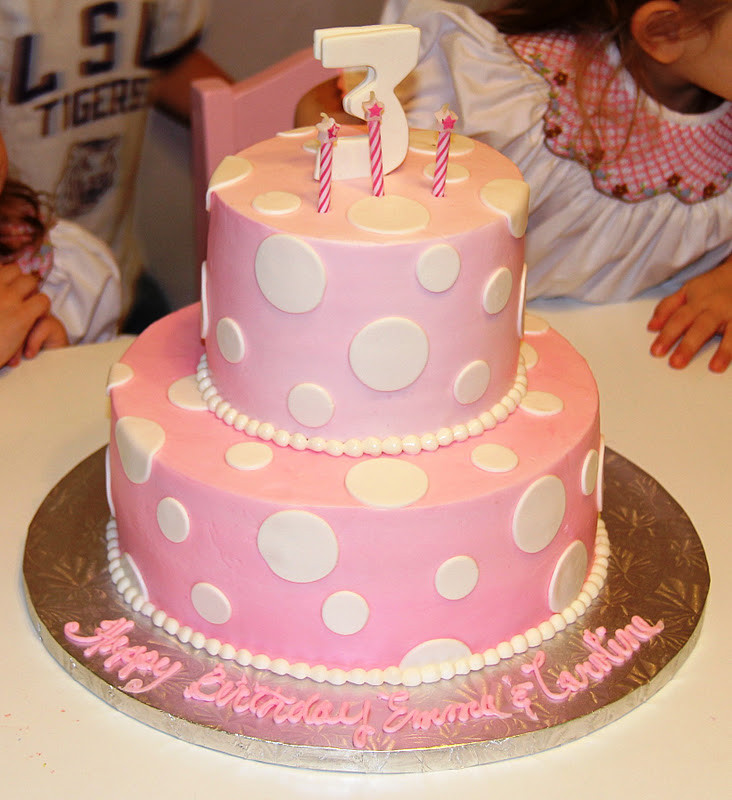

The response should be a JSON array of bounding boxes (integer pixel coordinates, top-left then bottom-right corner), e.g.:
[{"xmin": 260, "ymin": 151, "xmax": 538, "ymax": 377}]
[
  {"xmin": 363, "ymin": 92, "xmax": 385, "ymax": 121},
  {"xmin": 316, "ymin": 112, "xmax": 340, "ymax": 145},
  {"xmin": 435, "ymin": 103, "xmax": 458, "ymax": 131}
]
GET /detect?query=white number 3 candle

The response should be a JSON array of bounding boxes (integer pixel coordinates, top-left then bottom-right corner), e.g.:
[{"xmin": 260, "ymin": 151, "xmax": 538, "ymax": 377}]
[{"xmin": 314, "ymin": 25, "xmax": 420, "ymax": 181}]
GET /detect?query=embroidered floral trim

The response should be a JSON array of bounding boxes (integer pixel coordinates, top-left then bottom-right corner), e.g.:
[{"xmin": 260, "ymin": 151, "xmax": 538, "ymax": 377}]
[{"xmin": 508, "ymin": 33, "xmax": 732, "ymax": 204}]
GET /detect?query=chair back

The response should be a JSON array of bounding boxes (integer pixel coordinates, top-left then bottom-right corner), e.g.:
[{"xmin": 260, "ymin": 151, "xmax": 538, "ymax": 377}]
[{"xmin": 191, "ymin": 48, "xmax": 336, "ymax": 263}]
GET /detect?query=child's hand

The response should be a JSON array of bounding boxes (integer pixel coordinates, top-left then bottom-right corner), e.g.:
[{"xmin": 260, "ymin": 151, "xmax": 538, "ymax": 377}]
[
  {"xmin": 0, "ymin": 262, "xmax": 51, "ymax": 367},
  {"xmin": 648, "ymin": 258, "xmax": 732, "ymax": 373},
  {"xmin": 24, "ymin": 313, "xmax": 69, "ymax": 358}
]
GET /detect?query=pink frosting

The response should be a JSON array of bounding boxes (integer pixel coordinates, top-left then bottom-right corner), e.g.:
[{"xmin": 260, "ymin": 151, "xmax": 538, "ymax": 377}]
[
  {"xmin": 108, "ymin": 305, "xmax": 601, "ymax": 674},
  {"xmin": 204, "ymin": 129, "xmax": 526, "ymax": 442}
]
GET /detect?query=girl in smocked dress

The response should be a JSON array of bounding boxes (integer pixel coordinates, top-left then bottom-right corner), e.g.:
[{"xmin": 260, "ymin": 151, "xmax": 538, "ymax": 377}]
[
  {"xmin": 381, "ymin": 0, "xmax": 732, "ymax": 371},
  {"xmin": 295, "ymin": 1, "xmax": 732, "ymax": 370}
]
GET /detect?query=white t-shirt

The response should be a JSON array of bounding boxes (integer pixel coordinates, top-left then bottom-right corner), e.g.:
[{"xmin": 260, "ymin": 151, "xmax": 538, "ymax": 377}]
[
  {"xmin": 0, "ymin": 0, "xmax": 209, "ymax": 312},
  {"xmin": 383, "ymin": 0, "xmax": 732, "ymax": 302}
]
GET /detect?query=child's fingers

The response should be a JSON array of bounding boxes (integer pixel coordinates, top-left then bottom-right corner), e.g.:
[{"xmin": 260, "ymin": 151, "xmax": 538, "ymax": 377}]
[
  {"xmin": 708, "ymin": 327, "xmax": 732, "ymax": 373},
  {"xmin": 23, "ymin": 316, "xmax": 51, "ymax": 359},
  {"xmin": 23, "ymin": 314, "xmax": 68, "ymax": 359},
  {"xmin": 667, "ymin": 310, "xmax": 723, "ymax": 368},
  {"xmin": 14, "ymin": 294, "xmax": 52, "ymax": 358},
  {"xmin": 22, "ymin": 291, "xmax": 51, "ymax": 322},
  {"xmin": 649, "ymin": 302, "xmax": 694, "ymax": 357},
  {"xmin": 647, "ymin": 288, "xmax": 686, "ymax": 332}
]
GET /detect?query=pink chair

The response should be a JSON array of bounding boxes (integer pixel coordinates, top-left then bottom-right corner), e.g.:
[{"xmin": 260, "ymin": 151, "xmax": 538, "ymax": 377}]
[{"xmin": 191, "ymin": 48, "xmax": 336, "ymax": 263}]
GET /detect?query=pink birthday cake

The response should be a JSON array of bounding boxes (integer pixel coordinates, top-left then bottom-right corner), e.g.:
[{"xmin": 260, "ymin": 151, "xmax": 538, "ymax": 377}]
[{"xmin": 104, "ymin": 125, "xmax": 607, "ymax": 687}]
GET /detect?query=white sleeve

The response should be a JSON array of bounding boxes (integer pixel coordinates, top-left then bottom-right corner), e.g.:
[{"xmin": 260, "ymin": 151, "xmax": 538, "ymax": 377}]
[
  {"xmin": 382, "ymin": 0, "xmax": 550, "ymax": 151},
  {"xmin": 42, "ymin": 220, "xmax": 122, "ymax": 345}
]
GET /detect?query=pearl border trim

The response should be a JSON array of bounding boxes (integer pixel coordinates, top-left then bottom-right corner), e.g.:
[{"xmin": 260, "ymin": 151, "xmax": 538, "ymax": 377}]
[
  {"xmin": 107, "ymin": 516, "xmax": 609, "ymax": 688},
  {"xmin": 194, "ymin": 355, "xmax": 528, "ymax": 457}
]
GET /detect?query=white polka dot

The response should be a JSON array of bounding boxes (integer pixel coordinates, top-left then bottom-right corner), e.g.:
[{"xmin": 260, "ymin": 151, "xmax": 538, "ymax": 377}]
[
  {"xmin": 471, "ymin": 443, "xmax": 519, "ymax": 473},
  {"xmin": 479, "ymin": 179, "xmax": 530, "ymax": 237},
  {"xmin": 168, "ymin": 375, "xmax": 208, "ymax": 410},
  {"xmin": 157, "ymin": 497, "xmax": 190, "ymax": 543},
  {"xmin": 482, "ymin": 267, "xmax": 513, "ymax": 314},
  {"xmin": 435, "ymin": 556, "xmax": 479, "ymax": 600},
  {"xmin": 106, "ymin": 362, "xmax": 133, "ymax": 394},
  {"xmin": 322, "ymin": 591, "xmax": 369, "ymax": 635},
  {"xmin": 257, "ymin": 510, "xmax": 338, "ymax": 583},
  {"xmin": 115, "ymin": 417, "xmax": 165, "ymax": 484},
  {"xmin": 408, "ymin": 129, "xmax": 475, "ymax": 156},
  {"xmin": 216, "ymin": 317, "xmax": 245, "ymax": 363},
  {"xmin": 255, "ymin": 234, "xmax": 326, "ymax": 313},
  {"xmin": 287, "ymin": 383, "xmax": 335, "ymax": 428},
  {"xmin": 345, "ymin": 459, "xmax": 428, "ymax": 508},
  {"xmin": 416, "ymin": 244, "xmax": 460, "ymax": 293},
  {"xmin": 517, "ymin": 263, "xmax": 527, "ymax": 336},
  {"xmin": 548, "ymin": 541, "xmax": 589, "ymax": 612},
  {"xmin": 191, "ymin": 582, "xmax": 232, "ymax": 625},
  {"xmin": 520, "ymin": 341, "xmax": 539, "ymax": 369},
  {"xmin": 422, "ymin": 161, "xmax": 470, "ymax": 183},
  {"xmin": 454, "ymin": 360, "xmax": 491, "ymax": 405},
  {"xmin": 276, "ymin": 125, "xmax": 316, "ymax": 138},
  {"xmin": 200, "ymin": 261, "xmax": 209, "ymax": 338},
  {"xmin": 597, "ymin": 437, "xmax": 606, "ymax": 511},
  {"xmin": 521, "ymin": 390, "xmax": 564, "ymax": 416},
  {"xmin": 513, "ymin": 475, "xmax": 566, "ymax": 553},
  {"xmin": 225, "ymin": 442, "xmax": 274, "ymax": 471},
  {"xmin": 582, "ymin": 449, "xmax": 600, "ymax": 496},
  {"xmin": 524, "ymin": 313, "xmax": 550, "ymax": 335},
  {"xmin": 400, "ymin": 638, "xmax": 472, "ymax": 670},
  {"xmin": 206, "ymin": 155, "xmax": 252, "ymax": 210},
  {"xmin": 104, "ymin": 446, "xmax": 114, "ymax": 517},
  {"xmin": 252, "ymin": 190, "xmax": 301, "ymax": 215},
  {"xmin": 347, "ymin": 195, "xmax": 429, "ymax": 235},
  {"xmin": 349, "ymin": 317, "xmax": 428, "ymax": 392}
]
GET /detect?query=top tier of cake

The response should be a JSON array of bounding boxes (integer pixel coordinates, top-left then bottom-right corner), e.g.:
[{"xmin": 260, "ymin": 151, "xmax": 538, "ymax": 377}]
[{"xmin": 202, "ymin": 128, "xmax": 529, "ymax": 449}]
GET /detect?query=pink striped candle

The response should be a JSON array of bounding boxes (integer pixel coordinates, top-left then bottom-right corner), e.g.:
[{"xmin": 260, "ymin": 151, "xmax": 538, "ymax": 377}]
[
  {"xmin": 362, "ymin": 92, "xmax": 385, "ymax": 197},
  {"xmin": 316, "ymin": 113, "xmax": 340, "ymax": 213},
  {"xmin": 432, "ymin": 104, "xmax": 458, "ymax": 198}
]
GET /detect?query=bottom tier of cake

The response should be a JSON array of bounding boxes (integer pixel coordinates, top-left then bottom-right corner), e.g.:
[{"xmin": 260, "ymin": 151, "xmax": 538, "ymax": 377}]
[{"xmin": 106, "ymin": 304, "xmax": 606, "ymax": 686}]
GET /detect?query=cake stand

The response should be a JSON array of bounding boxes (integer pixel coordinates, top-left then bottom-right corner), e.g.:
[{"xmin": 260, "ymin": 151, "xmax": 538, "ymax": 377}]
[{"xmin": 22, "ymin": 448, "xmax": 708, "ymax": 773}]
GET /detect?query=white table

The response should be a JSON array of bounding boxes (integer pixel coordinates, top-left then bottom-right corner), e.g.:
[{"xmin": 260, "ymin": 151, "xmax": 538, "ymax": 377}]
[{"xmin": 1, "ymin": 296, "xmax": 729, "ymax": 799}]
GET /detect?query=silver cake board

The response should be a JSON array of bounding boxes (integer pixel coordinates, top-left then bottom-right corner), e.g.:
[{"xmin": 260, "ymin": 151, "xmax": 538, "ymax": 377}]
[{"xmin": 22, "ymin": 448, "xmax": 709, "ymax": 773}]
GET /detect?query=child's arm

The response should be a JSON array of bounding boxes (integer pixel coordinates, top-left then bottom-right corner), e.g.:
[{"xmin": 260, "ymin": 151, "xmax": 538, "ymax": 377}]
[
  {"xmin": 151, "ymin": 50, "xmax": 231, "ymax": 122},
  {"xmin": 648, "ymin": 255, "xmax": 732, "ymax": 373},
  {"xmin": 0, "ymin": 263, "xmax": 52, "ymax": 367},
  {"xmin": 295, "ymin": 78, "xmax": 362, "ymax": 127}
]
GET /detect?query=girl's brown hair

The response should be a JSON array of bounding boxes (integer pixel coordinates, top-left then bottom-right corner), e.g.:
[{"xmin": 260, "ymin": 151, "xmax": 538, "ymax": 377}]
[
  {"xmin": 481, "ymin": 0, "xmax": 728, "ymax": 163},
  {"xmin": 0, "ymin": 178, "xmax": 53, "ymax": 263},
  {"xmin": 481, "ymin": 0, "xmax": 728, "ymax": 37},
  {"xmin": 482, "ymin": 0, "xmax": 729, "ymax": 83}
]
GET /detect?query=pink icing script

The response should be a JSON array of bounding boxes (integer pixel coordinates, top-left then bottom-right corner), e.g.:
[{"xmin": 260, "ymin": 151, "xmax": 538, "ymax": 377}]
[
  {"xmin": 64, "ymin": 615, "xmax": 664, "ymax": 748},
  {"xmin": 521, "ymin": 616, "xmax": 665, "ymax": 701},
  {"xmin": 183, "ymin": 664, "xmax": 376, "ymax": 748},
  {"xmin": 63, "ymin": 619, "xmax": 182, "ymax": 693}
]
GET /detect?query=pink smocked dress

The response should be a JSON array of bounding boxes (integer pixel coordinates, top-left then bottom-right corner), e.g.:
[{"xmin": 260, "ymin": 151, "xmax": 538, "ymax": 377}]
[{"xmin": 383, "ymin": 0, "xmax": 732, "ymax": 301}]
